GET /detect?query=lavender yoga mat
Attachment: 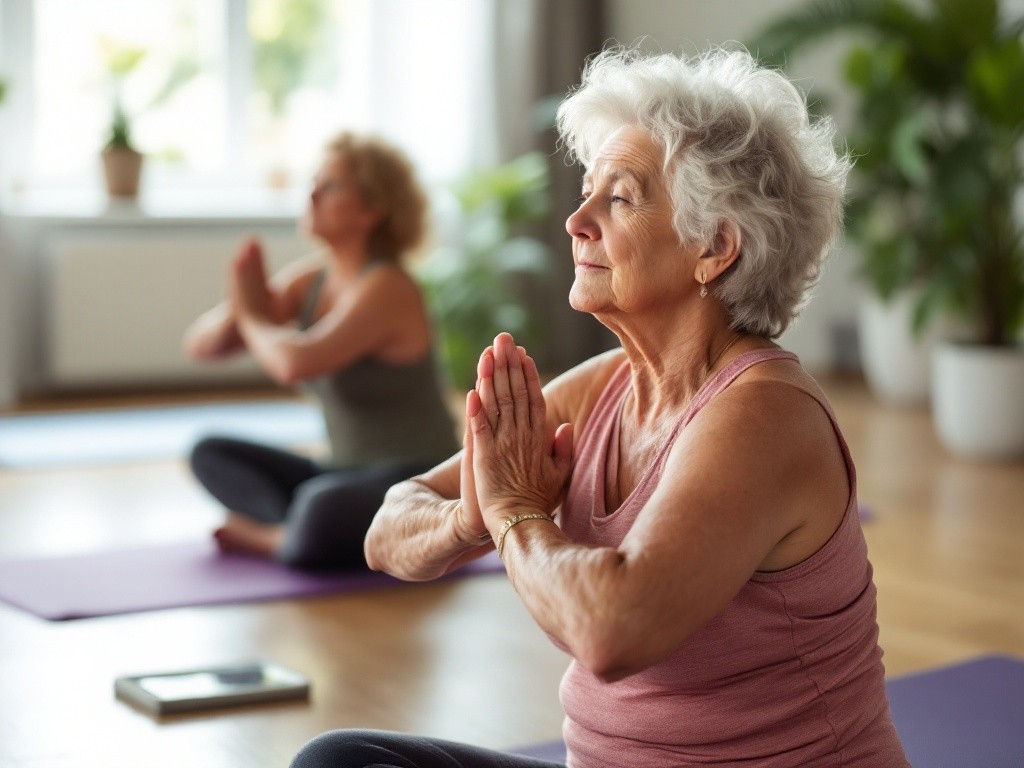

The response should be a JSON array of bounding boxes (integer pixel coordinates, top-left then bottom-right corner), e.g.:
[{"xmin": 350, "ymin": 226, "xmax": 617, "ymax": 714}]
[
  {"xmin": 511, "ymin": 656, "xmax": 1024, "ymax": 767},
  {"xmin": 0, "ymin": 540, "xmax": 504, "ymax": 621}
]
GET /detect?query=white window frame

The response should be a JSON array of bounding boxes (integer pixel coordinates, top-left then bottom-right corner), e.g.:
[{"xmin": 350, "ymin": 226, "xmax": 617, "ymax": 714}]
[{"xmin": 0, "ymin": 0, "xmax": 495, "ymax": 202}]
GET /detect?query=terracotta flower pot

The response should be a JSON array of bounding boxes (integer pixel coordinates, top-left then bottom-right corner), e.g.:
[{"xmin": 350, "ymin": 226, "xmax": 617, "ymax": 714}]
[{"xmin": 101, "ymin": 146, "xmax": 144, "ymax": 197}]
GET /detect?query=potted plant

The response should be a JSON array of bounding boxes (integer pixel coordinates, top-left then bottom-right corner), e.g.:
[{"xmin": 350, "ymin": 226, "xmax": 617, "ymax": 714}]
[
  {"xmin": 100, "ymin": 40, "xmax": 146, "ymax": 197},
  {"xmin": 418, "ymin": 152, "xmax": 552, "ymax": 390},
  {"xmin": 752, "ymin": 0, "xmax": 1024, "ymax": 457},
  {"xmin": 98, "ymin": 39, "xmax": 199, "ymax": 198}
]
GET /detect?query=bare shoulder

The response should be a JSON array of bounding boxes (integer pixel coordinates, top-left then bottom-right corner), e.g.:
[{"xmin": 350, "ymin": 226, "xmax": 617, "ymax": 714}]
[
  {"xmin": 690, "ymin": 359, "xmax": 836, "ymax": 454},
  {"xmin": 356, "ymin": 261, "xmax": 422, "ymax": 302},
  {"xmin": 657, "ymin": 358, "xmax": 849, "ymax": 571},
  {"xmin": 543, "ymin": 347, "xmax": 627, "ymax": 432}
]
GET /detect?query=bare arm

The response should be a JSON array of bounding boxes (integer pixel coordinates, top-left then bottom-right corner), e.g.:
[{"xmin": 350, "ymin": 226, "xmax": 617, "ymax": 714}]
[
  {"xmin": 470, "ymin": 335, "xmax": 849, "ymax": 683},
  {"xmin": 182, "ymin": 302, "xmax": 245, "ymax": 360},
  {"xmin": 364, "ymin": 451, "xmax": 494, "ymax": 581},
  {"xmin": 233, "ymin": 260, "xmax": 423, "ymax": 386},
  {"xmin": 182, "ymin": 239, "xmax": 320, "ymax": 362},
  {"xmin": 364, "ymin": 345, "xmax": 623, "ymax": 581}
]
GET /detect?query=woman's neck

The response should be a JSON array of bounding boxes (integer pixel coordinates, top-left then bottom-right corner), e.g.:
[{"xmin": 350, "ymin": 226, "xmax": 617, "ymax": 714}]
[
  {"xmin": 324, "ymin": 239, "xmax": 374, "ymax": 283},
  {"xmin": 600, "ymin": 303, "xmax": 755, "ymax": 425}
]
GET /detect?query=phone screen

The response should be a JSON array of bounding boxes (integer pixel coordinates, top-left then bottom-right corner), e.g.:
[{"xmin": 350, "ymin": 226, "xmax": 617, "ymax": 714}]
[{"xmin": 136, "ymin": 666, "xmax": 270, "ymax": 700}]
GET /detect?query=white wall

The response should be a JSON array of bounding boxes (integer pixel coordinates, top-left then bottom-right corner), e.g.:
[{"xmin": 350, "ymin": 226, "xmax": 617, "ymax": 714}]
[
  {"xmin": 605, "ymin": 0, "xmax": 866, "ymax": 371},
  {"xmin": 0, "ymin": 197, "xmax": 313, "ymax": 403}
]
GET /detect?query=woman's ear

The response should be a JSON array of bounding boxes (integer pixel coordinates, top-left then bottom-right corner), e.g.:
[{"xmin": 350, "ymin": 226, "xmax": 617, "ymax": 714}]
[{"xmin": 696, "ymin": 219, "xmax": 741, "ymax": 283}]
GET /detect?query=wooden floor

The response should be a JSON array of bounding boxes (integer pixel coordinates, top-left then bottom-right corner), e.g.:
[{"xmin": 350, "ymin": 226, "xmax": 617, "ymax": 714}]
[{"xmin": 0, "ymin": 377, "xmax": 1022, "ymax": 767}]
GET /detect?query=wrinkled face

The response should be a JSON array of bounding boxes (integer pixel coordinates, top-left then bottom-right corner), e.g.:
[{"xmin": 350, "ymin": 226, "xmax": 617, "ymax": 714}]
[
  {"xmin": 304, "ymin": 152, "xmax": 380, "ymax": 247},
  {"xmin": 565, "ymin": 125, "xmax": 699, "ymax": 317}
]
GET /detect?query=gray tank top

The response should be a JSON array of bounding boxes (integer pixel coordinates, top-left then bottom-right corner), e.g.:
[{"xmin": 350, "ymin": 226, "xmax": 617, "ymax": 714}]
[{"xmin": 299, "ymin": 264, "xmax": 458, "ymax": 468}]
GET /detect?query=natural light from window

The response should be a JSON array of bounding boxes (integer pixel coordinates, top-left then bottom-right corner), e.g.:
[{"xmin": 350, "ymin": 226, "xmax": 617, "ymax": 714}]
[{"xmin": 9, "ymin": 0, "xmax": 485, "ymax": 197}]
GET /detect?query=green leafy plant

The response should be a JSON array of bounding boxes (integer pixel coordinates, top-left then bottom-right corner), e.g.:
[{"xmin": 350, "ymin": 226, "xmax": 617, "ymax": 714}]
[
  {"xmin": 99, "ymin": 38, "xmax": 199, "ymax": 153},
  {"xmin": 100, "ymin": 40, "xmax": 145, "ymax": 151},
  {"xmin": 250, "ymin": 0, "xmax": 333, "ymax": 116},
  {"xmin": 751, "ymin": 0, "xmax": 1024, "ymax": 345},
  {"xmin": 418, "ymin": 152, "xmax": 553, "ymax": 389}
]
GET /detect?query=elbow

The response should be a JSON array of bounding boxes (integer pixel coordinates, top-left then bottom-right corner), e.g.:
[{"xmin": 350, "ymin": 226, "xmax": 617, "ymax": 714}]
[
  {"xmin": 268, "ymin": 355, "xmax": 307, "ymax": 387},
  {"xmin": 272, "ymin": 367, "xmax": 302, "ymax": 387},
  {"xmin": 569, "ymin": 604, "xmax": 692, "ymax": 683},
  {"xmin": 363, "ymin": 517, "xmax": 384, "ymax": 572},
  {"xmin": 574, "ymin": 631, "xmax": 642, "ymax": 684},
  {"xmin": 362, "ymin": 483, "xmax": 405, "ymax": 573},
  {"xmin": 182, "ymin": 330, "xmax": 210, "ymax": 361}
]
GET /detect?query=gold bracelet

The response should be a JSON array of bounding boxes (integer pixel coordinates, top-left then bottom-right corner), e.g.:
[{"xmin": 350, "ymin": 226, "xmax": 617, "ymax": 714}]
[{"xmin": 495, "ymin": 513, "xmax": 556, "ymax": 559}]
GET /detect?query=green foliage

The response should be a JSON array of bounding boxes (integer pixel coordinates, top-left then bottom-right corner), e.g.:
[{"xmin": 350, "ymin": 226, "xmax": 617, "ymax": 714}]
[
  {"xmin": 99, "ymin": 38, "xmax": 200, "ymax": 153},
  {"xmin": 107, "ymin": 103, "xmax": 133, "ymax": 150},
  {"xmin": 418, "ymin": 153, "xmax": 553, "ymax": 389},
  {"xmin": 250, "ymin": 0, "xmax": 333, "ymax": 115},
  {"xmin": 0, "ymin": 77, "xmax": 8, "ymax": 105},
  {"xmin": 750, "ymin": 0, "xmax": 1024, "ymax": 345}
]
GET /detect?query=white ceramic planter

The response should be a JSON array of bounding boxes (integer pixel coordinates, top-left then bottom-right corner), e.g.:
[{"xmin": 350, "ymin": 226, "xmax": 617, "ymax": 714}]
[
  {"xmin": 933, "ymin": 342, "xmax": 1024, "ymax": 459},
  {"xmin": 858, "ymin": 290, "xmax": 948, "ymax": 406}
]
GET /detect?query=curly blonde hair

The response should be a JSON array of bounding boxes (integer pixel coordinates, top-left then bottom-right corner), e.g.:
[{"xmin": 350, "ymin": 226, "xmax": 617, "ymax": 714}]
[{"xmin": 325, "ymin": 132, "xmax": 429, "ymax": 259}]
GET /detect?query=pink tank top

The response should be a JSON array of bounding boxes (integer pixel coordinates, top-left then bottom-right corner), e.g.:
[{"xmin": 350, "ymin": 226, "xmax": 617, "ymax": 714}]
[{"xmin": 557, "ymin": 349, "xmax": 908, "ymax": 767}]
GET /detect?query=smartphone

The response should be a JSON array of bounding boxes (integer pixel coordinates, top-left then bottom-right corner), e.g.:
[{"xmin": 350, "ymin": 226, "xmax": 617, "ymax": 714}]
[{"xmin": 115, "ymin": 660, "xmax": 310, "ymax": 715}]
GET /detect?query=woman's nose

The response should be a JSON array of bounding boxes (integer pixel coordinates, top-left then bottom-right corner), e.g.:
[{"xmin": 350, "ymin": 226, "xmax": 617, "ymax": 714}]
[{"xmin": 566, "ymin": 202, "xmax": 599, "ymax": 241}]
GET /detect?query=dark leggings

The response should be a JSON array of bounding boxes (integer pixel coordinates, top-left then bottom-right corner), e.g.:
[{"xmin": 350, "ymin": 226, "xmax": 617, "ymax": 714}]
[
  {"xmin": 189, "ymin": 436, "xmax": 432, "ymax": 570},
  {"xmin": 289, "ymin": 729, "xmax": 565, "ymax": 768}
]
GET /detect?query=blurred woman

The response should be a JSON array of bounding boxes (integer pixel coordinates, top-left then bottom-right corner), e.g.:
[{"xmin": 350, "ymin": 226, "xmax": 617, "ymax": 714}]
[{"xmin": 183, "ymin": 132, "xmax": 456, "ymax": 570}]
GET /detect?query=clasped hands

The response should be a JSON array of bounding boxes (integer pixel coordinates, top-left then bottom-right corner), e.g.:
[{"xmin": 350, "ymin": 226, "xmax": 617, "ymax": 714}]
[
  {"xmin": 457, "ymin": 333, "xmax": 574, "ymax": 546},
  {"xmin": 228, "ymin": 237, "xmax": 273, "ymax": 319}
]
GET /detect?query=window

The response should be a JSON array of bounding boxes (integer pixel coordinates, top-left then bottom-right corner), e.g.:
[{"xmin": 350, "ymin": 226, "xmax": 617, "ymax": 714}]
[{"xmin": 0, "ymin": 0, "xmax": 488, "ymax": 197}]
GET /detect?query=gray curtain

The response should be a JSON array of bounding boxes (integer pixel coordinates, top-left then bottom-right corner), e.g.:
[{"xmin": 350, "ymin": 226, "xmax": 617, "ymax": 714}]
[{"xmin": 489, "ymin": 0, "xmax": 616, "ymax": 375}]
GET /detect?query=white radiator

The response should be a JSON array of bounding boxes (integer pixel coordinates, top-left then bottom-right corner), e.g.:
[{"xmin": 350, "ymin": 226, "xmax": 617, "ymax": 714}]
[{"xmin": 44, "ymin": 229, "xmax": 311, "ymax": 387}]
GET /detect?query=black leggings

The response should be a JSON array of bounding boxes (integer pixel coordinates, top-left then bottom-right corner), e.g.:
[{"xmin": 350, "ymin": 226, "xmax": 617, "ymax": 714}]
[
  {"xmin": 289, "ymin": 729, "xmax": 565, "ymax": 768},
  {"xmin": 189, "ymin": 436, "xmax": 432, "ymax": 570}
]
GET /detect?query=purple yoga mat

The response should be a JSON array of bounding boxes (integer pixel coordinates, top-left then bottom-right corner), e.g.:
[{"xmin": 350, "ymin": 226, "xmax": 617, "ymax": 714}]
[
  {"xmin": 0, "ymin": 540, "xmax": 504, "ymax": 621},
  {"xmin": 511, "ymin": 656, "xmax": 1024, "ymax": 767}
]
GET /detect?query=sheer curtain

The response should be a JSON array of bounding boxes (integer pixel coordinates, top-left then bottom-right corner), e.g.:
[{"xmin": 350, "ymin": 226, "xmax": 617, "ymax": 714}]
[{"xmin": 330, "ymin": 0, "xmax": 494, "ymax": 184}]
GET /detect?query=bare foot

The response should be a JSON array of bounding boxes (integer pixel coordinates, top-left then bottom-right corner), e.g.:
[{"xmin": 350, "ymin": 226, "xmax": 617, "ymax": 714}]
[{"xmin": 213, "ymin": 513, "xmax": 287, "ymax": 560}]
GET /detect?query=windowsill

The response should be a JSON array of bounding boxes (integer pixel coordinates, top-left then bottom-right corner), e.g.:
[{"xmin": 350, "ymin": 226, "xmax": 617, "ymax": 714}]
[{"xmin": 0, "ymin": 187, "xmax": 308, "ymax": 225}]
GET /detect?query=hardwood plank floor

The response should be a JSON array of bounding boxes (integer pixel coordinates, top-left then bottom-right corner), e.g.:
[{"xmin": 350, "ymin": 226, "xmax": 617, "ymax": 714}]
[{"xmin": 0, "ymin": 377, "xmax": 1021, "ymax": 767}]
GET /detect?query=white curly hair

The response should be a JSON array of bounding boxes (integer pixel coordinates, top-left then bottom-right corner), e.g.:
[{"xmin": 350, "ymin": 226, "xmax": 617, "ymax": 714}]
[{"xmin": 556, "ymin": 46, "xmax": 852, "ymax": 338}]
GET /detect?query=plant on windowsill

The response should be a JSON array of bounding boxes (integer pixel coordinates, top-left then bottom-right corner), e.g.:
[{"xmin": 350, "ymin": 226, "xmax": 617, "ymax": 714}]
[
  {"xmin": 100, "ymin": 40, "xmax": 146, "ymax": 197},
  {"xmin": 418, "ymin": 152, "xmax": 553, "ymax": 390},
  {"xmin": 98, "ymin": 39, "xmax": 199, "ymax": 198},
  {"xmin": 751, "ymin": 0, "xmax": 1024, "ymax": 458}
]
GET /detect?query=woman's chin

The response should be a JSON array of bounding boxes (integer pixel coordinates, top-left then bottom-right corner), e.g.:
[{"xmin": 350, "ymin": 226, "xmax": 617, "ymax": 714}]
[{"xmin": 569, "ymin": 285, "xmax": 608, "ymax": 315}]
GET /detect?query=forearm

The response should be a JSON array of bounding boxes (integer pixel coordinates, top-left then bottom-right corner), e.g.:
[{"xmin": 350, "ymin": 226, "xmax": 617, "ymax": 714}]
[
  {"xmin": 235, "ymin": 313, "xmax": 305, "ymax": 385},
  {"xmin": 364, "ymin": 479, "xmax": 492, "ymax": 581},
  {"xmin": 183, "ymin": 305, "xmax": 244, "ymax": 360},
  {"xmin": 499, "ymin": 519, "xmax": 659, "ymax": 683}
]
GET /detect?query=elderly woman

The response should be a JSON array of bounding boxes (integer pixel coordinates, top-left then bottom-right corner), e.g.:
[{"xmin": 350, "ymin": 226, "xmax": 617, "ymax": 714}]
[
  {"xmin": 291, "ymin": 49, "xmax": 908, "ymax": 766},
  {"xmin": 183, "ymin": 132, "xmax": 456, "ymax": 570}
]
